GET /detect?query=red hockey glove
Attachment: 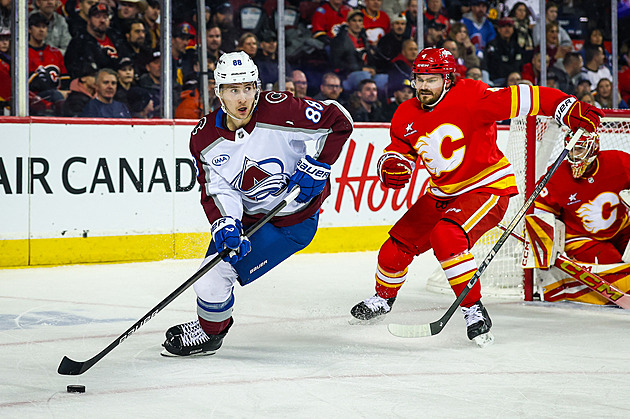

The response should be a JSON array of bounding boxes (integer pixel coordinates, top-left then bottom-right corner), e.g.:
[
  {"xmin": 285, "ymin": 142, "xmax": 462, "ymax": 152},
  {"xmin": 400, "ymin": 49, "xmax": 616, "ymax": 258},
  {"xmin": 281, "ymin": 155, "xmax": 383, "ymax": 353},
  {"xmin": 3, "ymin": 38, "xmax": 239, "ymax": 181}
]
[
  {"xmin": 554, "ymin": 97, "xmax": 604, "ymax": 134},
  {"xmin": 378, "ymin": 153, "xmax": 414, "ymax": 189}
]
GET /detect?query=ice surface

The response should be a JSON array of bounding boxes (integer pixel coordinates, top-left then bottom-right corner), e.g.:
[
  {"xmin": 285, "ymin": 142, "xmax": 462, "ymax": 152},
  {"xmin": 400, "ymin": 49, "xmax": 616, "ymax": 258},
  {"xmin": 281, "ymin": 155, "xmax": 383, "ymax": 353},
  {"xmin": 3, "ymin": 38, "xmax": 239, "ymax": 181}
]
[{"xmin": 1, "ymin": 252, "xmax": 629, "ymax": 418}]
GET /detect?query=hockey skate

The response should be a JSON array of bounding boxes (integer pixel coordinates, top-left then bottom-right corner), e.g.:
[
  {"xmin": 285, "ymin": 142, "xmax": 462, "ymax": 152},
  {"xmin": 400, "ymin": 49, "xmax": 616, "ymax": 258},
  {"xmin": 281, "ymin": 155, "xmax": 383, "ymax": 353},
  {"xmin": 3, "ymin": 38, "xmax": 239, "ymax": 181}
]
[
  {"xmin": 161, "ymin": 318, "xmax": 233, "ymax": 357},
  {"xmin": 165, "ymin": 319, "xmax": 201, "ymax": 340},
  {"xmin": 461, "ymin": 301, "xmax": 494, "ymax": 347},
  {"xmin": 350, "ymin": 294, "xmax": 396, "ymax": 324}
]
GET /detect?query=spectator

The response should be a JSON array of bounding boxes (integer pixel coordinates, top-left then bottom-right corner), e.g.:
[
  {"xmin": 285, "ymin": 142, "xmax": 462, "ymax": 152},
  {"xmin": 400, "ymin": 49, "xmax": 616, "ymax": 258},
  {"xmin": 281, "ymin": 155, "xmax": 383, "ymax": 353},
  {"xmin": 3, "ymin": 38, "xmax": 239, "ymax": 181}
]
[
  {"xmin": 362, "ymin": 0, "xmax": 390, "ymax": 46},
  {"xmin": 347, "ymin": 78, "xmax": 386, "ymax": 122},
  {"xmin": 594, "ymin": 78, "xmax": 628, "ymax": 109},
  {"xmin": 237, "ymin": 32, "xmax": 258, "ymax": 59},
  {"xmin": 465, "ymin": 66, "xmax": 483, "ymax": 81},
  {"xmin": 580, "ymin": 27, "xmax": 611, "ymax": 70},
  {"xmin": 172, "ymin": 22, "xmax": 196, "ymax": 89},
  {"xmin": 206, "ymin": 23, "xmax": 224, "ymax": 71},
  {"xmin": 504, "ymin": 0, "xmax": 539, "ymax": 23},
  {"xmin": 575, "ymin": 78, "xmax": 592, "ymax": 98},
  {"xmin": 440, "ymin": 39, "xmax": 467, "ymax": 81},
  {"xmin": 580, "ymin": 45, "xmax": 612, "ymax": 89},
  {"xmin": 538, "ymin": 22, "xmax": 571, "ymax": 67},
  {"xmin": 532, "ymin": 1, "xmax": 572, "ymax": 49},
  {"xmin": 62, "ymin": 61, "xmax": 98, "ymax": 116},
  {"xmin": 110, "ymin": 0, "xmax": 146, "ymax": 40},
  {"xmin": 375, "ymin": 12, "xmax": 407, "ymax": 72},
  {"xmin": 255, "ymin": 30, "xmax": 291, "ymax": 89},
  {"xmin": 424, "ymin": 0, "xmax": 450, "ymax": 33},
  {"xmin": 425, "ymin": 20, "xmax": 446, "ymax": 47},
  {"xmin": 30, "ymin": 0, "xmax": 72, "ymax": 55},
  {"xmin": 578, "ymin": 91, "xmax": 597, "ymax": 106},
  {"xmin": 272, "ymin": 79, "xmax": 296, "ymax": 96},
  {"xmin": 506, "ymin": 71, "xmax": 523, "ymax": 86},
  {"xmin": 28, "ymin": 12, "xmax": 70, "ymax": 114},
  {"xmin": 142, "ymin": 0, "xmax": 160, "ymax": 50},
  {"xmin": 313, "ymin": 72, "xmax": 344, "ymax": 102},
  {"xmin": 291, "ymin": 70, "xmax": 309, "ymax": 98},
  {"xmin": 139, "ymin": 49, "xmax": 161, "ymax": 115},
  {"xmin": 175, "ymin": 72, "xmax": 220, "ymax": 119},
  {"xmin": 382, "ymin": 78, "xmax": 413, "ymax": 120},
  {"xmin": 116, "ymin": 19, "xmax": 148, "ymax": 74},
  {"xmin": 522, "ymin": 51, "xmax": 550, "ymax": 85},
  {"xmin": 402, "ymin": 0, "xmax": 418, "ymax": 40},
  {"xmin": 113, "ymin": 56, "xmax": 135, "ymax": 106},
  {"xmin": 127, "ymin": 85, "xmax": 154, "ymax": 118},
  {"xmin": 507, "ymin": 1, "xmax": 534, "ymax": 56},
  {"xmin": 485, "ymin": 17, "xmax": 526, "ymax": 86},
  {"xmin": 388, "ymin": 38, "xmax": 418, "ymax": 85},
  {"xmin": 548, "ymin": 51, "xmax": 582, "ymax": 95},
  {"xmin": 448, "ymin": 22, "xmax": 480, "ymax": 69},
  {"xmin": 330, "ymin": 9, "xmax": 372, "ymax": 77},
  {"xmin": 0, "ymin": 25, "xmax": 10, "ymax": 105},
  {"xmin": 65, "ymin": 3, "xmax": 120, "ymax": 79},
  {"xmin": 461, "ymin": 0, "xmax": 495, "ymax": 57},
  {"xmin": 0, "ymin": 0, "xmax": 9, "ymax": 31},
  {"xmin": 81, "ymin": 68, "xmax": 131, "ymax": 117},
  {"xmin": 67, "ymin": 0, "xmax": 99, "ymax": 37},
  {"xmin": 211, "ymin": 2, "xmax": 238, "ymax": 53},
  {"xmin": 311, "ymin": 0, "xmax": 352, "ymax": 43}
]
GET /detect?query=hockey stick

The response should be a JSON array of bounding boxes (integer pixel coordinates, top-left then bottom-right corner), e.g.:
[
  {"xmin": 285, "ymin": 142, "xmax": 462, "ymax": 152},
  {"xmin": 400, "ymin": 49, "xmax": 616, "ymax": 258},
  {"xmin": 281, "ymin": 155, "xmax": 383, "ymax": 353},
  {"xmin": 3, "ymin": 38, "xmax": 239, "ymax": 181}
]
[
  {"xmin": 496, "ymin": 224, "xmax": 630, "ymax": 309},
  {"xmin": 57, "ymin": 186, "xmax": 301, "ymax": 375},
  {"xmin": 388, "ymin": 128, "xmax": 587, "ymax": 338}
]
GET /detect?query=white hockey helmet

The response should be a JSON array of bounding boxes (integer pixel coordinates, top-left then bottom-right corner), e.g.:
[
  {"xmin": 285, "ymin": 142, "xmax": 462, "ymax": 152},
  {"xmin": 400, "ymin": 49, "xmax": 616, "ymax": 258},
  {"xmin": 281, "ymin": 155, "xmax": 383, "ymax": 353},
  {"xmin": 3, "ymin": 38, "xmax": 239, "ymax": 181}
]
[
  {"xmin": 214, "ymin": 51, "xmax": 260, "ymax": 91},
  {"xmin": 565, "ymin": 131, "xmax": 600, "ymax": 178}
]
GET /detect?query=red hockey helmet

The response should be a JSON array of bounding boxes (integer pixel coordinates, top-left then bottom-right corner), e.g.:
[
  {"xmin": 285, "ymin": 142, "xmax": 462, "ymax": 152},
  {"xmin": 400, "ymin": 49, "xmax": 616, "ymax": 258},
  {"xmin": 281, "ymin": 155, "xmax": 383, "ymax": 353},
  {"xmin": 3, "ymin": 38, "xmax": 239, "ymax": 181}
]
[{"xmin": 412, "ymin": 47, "xmax": 457, "ymax": 75}]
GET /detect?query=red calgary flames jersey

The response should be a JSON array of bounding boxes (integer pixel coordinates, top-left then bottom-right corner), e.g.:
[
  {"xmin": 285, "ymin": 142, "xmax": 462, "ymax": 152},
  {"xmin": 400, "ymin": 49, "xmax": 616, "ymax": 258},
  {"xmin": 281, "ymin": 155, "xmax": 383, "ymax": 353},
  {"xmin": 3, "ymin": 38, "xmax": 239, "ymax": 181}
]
[
  {"xmin": 387, "ymin": 80, "xmax": 569, "ymax": 199},
  {"xmin": 535, "ymin": 150, "xmax": 630, "ymax": 244}
]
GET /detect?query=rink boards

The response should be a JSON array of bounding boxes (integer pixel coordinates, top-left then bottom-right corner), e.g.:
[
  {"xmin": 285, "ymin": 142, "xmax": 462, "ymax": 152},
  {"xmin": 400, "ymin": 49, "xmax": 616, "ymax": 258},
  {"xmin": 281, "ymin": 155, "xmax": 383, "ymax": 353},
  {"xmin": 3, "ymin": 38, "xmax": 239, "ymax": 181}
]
[{"xmin": 0, "ymin": 117, "xmax": 510, "ymax": 267}]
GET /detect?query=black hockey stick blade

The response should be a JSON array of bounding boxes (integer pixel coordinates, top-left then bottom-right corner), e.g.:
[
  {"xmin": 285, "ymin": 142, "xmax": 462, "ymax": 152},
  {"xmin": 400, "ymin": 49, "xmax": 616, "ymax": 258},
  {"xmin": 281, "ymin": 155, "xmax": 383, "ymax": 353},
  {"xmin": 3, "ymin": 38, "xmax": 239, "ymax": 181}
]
[
  {"xmin": 388, "ymin": 128, "xmax": 586, "ymax": 338},
  {"xmin": 58, "ymin": 186, "xmax": 301, "ymax": 375}
]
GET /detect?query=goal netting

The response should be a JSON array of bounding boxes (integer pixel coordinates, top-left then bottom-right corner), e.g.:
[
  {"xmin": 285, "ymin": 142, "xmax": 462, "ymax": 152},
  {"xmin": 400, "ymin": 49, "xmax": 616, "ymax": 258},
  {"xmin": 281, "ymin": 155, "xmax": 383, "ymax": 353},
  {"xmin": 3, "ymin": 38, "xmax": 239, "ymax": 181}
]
[{"xmin": 426, "ymin": 111, "xmax": 630, "ymax": 300}]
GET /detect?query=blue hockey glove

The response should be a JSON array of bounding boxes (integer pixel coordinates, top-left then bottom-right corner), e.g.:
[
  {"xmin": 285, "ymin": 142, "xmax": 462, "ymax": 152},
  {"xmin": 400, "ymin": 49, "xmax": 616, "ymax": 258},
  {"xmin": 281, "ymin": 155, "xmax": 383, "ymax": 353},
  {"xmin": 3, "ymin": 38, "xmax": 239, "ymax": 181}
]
[
  {"xmin": 287, "ymin": 155, "xmax": 331, "ymax": 203},
  {"xmin": 211, "ymin": 216, "xmax": 252, "ymax": 264}
]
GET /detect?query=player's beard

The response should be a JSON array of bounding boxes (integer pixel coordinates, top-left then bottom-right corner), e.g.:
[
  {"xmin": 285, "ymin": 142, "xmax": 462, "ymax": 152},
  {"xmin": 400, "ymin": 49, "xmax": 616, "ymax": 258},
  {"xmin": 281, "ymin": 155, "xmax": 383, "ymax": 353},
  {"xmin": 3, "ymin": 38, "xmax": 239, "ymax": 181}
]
[{"xmin": 417, "ymin": 88, "xmax": 442, "ymax": 106}]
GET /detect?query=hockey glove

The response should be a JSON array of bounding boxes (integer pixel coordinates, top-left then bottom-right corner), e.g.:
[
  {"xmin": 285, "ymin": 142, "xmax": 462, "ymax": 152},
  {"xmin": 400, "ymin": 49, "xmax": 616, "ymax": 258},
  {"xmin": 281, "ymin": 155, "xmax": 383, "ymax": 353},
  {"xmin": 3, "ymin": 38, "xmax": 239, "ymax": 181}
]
[
  {"xmin": 287, "ymin": 155, "xmax": 331, "ymax": 203},
  {"xmin": 211, "ymin": 216, "xmax": 251, "ymax": 264},
  {"xmin": 554, "ymin": 97, "xmax": 604, "ymax": 134},
  {"xmin": 378, "ymin": 153, "xmax": 415, "ymax": 189}
]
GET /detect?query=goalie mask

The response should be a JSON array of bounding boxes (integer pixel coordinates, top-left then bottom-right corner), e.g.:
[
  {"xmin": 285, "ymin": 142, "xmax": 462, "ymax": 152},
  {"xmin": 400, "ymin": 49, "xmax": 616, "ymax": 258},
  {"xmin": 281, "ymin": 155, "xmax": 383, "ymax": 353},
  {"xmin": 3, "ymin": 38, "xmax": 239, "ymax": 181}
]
[
  {"xmin": 565, "ymin": 131, "xmax": 600, "ymax": 178},
  {"xmin": 214, "ymin": 51, "xmax": 261, "ymax": 121},
  {"xmin": 411, "ymin": 47, "xmax": 456, "ymax": 108}
]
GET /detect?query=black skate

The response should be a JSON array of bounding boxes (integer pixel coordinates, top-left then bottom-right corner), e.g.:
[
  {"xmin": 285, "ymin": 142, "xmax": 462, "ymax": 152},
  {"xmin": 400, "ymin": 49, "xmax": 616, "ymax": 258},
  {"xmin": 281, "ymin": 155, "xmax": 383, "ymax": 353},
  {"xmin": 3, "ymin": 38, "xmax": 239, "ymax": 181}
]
[
  {"xmin": 165, "ymin": 319, "xmax": 200, "ymax": 340},
  {"xmin": 350, "ymin": 294, "xmax": 396, "ymax": 323},
  {"xmin": 161, "ymin": 318, "xmax": 233, "ymax": 357},
  {"xmin": 461, "ymin": 301, "xmax": 494, "ymax": 347}
]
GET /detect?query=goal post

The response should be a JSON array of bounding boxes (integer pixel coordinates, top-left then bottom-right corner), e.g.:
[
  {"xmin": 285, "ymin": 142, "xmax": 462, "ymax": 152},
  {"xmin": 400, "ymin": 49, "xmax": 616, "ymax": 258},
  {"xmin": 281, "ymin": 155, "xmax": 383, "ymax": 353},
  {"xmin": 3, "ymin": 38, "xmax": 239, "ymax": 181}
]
[{"xmin": 426, "ymin": 110, "xmax": 630, "ymax": 300}]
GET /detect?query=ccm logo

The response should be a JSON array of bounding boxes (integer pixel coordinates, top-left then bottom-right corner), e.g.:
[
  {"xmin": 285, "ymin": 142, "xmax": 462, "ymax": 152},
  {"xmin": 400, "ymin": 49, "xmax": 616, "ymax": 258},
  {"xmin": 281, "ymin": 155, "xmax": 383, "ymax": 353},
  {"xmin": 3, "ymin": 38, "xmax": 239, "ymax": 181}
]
[{"xmin": 212, "ymin": 154, "xmax": 230, "ymax": 166}]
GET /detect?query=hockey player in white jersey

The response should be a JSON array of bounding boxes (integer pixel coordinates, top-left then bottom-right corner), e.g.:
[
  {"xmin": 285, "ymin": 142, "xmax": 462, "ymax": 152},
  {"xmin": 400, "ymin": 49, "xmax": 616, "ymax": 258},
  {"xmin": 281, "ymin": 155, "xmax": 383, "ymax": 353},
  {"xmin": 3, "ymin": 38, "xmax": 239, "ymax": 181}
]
[{"xmin": 162, "ymin": 51, "xmax": 353, "ymax": 356}]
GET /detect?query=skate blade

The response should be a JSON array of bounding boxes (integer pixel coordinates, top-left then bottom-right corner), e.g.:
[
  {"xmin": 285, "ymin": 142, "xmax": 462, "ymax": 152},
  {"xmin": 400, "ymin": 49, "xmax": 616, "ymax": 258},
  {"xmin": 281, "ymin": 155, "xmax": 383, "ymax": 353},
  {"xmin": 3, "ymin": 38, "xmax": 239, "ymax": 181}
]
[
  {"xmin": 472, "ymin": 332, "xmax": 495, "ymax": 348},
  {"xmin": 160, "ymin": 348, "xmax": 217, "ymax": 357},
  {"xmin": 348, "ymin": 316, "xmax": 386, "ymax": 325}
]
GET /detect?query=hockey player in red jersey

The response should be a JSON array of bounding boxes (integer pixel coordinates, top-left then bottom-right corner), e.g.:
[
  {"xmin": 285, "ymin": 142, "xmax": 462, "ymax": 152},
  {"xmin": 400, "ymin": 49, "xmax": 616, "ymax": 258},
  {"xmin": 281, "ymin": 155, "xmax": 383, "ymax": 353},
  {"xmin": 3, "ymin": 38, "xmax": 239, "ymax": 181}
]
[
  {"xmin": 350, "ymin": 47, "xmax": 604, "ymax": 345},
  {"xmin": 162, "ymin": 51, "xmax": 353, "ymax": 357},
  {"xmin": 532, "ymin": 133, "xmax": 630, "ymax": 304}
]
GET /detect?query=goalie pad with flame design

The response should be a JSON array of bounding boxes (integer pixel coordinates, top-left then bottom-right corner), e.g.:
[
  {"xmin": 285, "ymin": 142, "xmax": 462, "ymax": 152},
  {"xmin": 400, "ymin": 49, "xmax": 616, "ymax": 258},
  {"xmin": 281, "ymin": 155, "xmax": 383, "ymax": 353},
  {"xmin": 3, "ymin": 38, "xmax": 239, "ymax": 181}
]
[{"xmin": 522, "ymin": 213, "xmax": 565, "ymax": 269}]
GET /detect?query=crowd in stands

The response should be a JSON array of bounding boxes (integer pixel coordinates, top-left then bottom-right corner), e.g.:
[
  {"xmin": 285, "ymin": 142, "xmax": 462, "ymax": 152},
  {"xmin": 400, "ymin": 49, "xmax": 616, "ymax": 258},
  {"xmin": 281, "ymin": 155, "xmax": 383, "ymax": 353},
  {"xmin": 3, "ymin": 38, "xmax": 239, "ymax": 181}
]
[{"xmin": 0, "ymin": 0, "xmax": 629, "ymax": 120}]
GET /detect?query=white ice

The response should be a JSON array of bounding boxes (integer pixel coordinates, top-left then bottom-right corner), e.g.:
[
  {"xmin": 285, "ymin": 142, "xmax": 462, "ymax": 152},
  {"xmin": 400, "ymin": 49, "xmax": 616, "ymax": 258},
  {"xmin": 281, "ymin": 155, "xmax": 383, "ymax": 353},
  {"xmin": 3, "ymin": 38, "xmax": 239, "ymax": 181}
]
[{"xmin": 1, "ymin": 251, "xmax": 629, "ymax": 418}]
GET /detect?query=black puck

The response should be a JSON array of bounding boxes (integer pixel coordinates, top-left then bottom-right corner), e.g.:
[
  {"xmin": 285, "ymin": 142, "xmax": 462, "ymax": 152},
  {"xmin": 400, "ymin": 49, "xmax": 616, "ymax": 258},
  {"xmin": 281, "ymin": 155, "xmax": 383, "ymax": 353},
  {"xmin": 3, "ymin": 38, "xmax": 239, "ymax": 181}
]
[{"xmin": 67, "ymin": 385, "xmax": 86, "ymax": 393}]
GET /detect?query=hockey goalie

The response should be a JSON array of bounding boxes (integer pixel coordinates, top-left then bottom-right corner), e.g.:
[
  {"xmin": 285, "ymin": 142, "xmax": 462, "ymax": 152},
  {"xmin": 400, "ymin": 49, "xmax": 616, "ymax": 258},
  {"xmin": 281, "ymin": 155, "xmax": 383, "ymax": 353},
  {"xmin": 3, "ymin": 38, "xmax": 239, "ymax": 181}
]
[{"xmin": 524, "ymin": 131, "xmax": 630, "ymax": 306}]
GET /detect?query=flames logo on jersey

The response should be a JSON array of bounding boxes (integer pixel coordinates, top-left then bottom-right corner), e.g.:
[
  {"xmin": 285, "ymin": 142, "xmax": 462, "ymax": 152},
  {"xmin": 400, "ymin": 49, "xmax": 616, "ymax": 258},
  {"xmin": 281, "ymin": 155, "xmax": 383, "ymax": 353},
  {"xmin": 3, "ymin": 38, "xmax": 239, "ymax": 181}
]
[
  {"xmin": 414, "ymin": 124, "xmax": 465, "ymax": 177},
  {"xmin": 575, "ymin": 192, "xmax": 620, "ymax": 233},
  {"xmin": 231, "ymin": 156, "xmax": 289, "ymax": 201}
]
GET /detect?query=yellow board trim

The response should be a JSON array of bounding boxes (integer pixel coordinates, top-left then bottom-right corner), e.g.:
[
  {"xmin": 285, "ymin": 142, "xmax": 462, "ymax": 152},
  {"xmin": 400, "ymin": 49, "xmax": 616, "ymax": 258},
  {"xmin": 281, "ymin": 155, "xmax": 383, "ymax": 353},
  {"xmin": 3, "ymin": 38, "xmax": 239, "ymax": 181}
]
[{"xmin": 0, "ymin": 226, "xmax": 393, "ymax": 268}]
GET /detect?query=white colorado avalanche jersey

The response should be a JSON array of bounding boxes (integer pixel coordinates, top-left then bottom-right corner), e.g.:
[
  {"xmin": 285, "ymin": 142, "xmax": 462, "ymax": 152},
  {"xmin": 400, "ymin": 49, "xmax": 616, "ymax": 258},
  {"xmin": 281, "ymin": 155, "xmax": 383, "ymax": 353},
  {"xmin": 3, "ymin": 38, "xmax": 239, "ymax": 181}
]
[{"xmin": 189, "ymin": 91, "xmax": 353, "ymax": 227}]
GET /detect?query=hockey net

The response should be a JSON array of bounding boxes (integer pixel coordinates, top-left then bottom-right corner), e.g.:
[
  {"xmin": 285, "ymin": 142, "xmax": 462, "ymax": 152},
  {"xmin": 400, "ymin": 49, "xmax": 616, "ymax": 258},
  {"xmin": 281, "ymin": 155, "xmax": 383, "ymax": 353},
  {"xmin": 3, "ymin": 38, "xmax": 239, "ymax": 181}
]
[{"xmin": 426, "ymin": 110, "xmax": 630, "ymax": 300}]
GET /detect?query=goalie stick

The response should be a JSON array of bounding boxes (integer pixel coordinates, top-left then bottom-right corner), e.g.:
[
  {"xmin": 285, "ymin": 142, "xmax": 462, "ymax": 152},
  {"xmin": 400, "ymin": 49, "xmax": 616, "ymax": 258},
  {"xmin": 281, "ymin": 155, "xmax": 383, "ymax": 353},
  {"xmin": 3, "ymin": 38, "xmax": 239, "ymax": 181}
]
[
  {"xmin": 57, "ymin": 186, "xmax": 301, "ymax": 375},
  {"xmin": 496, "ymin": 224, "xmax": 630, "ymax": 309},
  {"xmin": 388, "ymin": 128, "xmax": 587, "ymax": 339}
]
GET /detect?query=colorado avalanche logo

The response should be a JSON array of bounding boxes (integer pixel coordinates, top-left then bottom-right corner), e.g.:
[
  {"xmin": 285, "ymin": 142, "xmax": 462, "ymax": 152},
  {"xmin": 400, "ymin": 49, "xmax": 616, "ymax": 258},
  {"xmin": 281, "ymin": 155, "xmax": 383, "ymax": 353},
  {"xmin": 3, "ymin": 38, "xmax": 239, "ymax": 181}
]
[
  {"xmin": 265, "ymin": 92, "xmax": 288, "ymax": 103},
  {"xmin": 231, "ymin": 157, "xmax": 289, "ymax": 201}
]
